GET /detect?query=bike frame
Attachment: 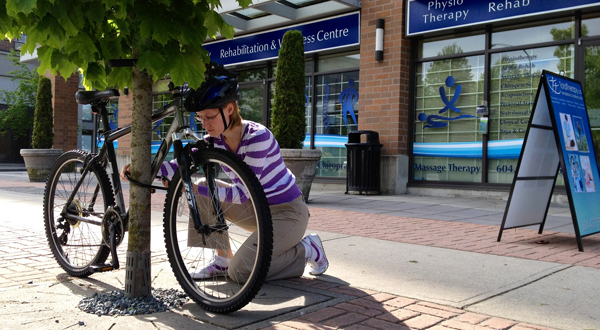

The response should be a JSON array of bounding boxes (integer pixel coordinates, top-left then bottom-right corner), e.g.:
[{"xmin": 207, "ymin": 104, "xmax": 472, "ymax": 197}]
[{"xmin": 60, "ymin": 91, "xmax": 207, "ymax": 232}]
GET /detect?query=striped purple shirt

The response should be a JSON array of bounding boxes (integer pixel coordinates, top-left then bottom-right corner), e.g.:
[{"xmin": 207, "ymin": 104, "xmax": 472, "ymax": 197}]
[{"xmin": 160, "ymin": 121, "xmax": 301, "ymax": 205}]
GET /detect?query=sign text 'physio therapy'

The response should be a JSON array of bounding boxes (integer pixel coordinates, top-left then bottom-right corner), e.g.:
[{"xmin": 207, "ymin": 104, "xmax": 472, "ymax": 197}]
[{"xmin": 407, "ymin": 0, "xmax": 600, "ymax": 36}]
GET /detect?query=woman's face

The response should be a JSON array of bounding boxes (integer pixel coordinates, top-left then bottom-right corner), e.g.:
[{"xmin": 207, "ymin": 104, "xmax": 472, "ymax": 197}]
[{"xmin": 196, "ymin": 104, "xmax": 233, "ymax": 137}]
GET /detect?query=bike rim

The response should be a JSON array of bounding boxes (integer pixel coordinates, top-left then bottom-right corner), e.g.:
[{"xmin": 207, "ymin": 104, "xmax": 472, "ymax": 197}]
[
  {"xmin": 48, "ymin": 157, "xmax": 108, "ymax": 269},
  {"xmin": 167, "ymin": 157, "xmax": 265, "ymax": 305}
]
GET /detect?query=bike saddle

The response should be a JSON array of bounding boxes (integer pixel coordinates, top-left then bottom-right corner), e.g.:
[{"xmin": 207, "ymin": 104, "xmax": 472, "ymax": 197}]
[{"xmin": 76, "ymin": 89, "xmax": 120, "ymax": 105}]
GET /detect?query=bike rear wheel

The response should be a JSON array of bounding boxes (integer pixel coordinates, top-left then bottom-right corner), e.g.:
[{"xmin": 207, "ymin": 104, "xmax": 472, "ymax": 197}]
[
  {"xmin": 163, "ymin": 147, "xmax": 272, "ymax": 313},
  {"xmin": 43, "ymin": 150, "xmax": 115, "ymax": 277}
]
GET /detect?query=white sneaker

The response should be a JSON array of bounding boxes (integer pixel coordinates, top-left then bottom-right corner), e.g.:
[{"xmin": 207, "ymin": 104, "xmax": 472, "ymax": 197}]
[
  {"xmin": 304, "ymin": 234, "xmax": 329, "ymax": 276},
  {"xmin": 191, "ymin": 256, "xmax": 230, "ymax": 279}
]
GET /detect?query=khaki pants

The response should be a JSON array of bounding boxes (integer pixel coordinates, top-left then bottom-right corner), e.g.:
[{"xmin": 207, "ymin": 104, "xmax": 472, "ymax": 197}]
[{"xmin": 188, "ymin": 179, "xmax": 309, "ymax": 281}]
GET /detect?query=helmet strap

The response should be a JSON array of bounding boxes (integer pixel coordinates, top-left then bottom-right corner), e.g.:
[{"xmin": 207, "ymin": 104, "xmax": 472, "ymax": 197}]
[{"xmin": 219, "ymin": 107, "xmax": 231, "ymax": 131}]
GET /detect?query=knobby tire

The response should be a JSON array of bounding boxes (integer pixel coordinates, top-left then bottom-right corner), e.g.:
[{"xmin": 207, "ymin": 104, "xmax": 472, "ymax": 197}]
[
  {"xmin": 43, "ymin": 150, "xmax": 115, "ymax": 277},
  {"xmin": 163, "ymin": 147, "xmax": 272, "ymax": 313}
]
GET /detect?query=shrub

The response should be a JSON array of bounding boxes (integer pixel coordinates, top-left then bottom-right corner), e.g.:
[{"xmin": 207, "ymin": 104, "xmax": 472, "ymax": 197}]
[
  {"xmin": 0, "ymin": 50, "xmax": 38, "ymax": 139},
  {"xmin": 271, "ymin": 30, "xmax": 306, "ymax": 149},
  {"xmin": 31, "ymin": 76, "xmax": 54, "ymax": 149}
]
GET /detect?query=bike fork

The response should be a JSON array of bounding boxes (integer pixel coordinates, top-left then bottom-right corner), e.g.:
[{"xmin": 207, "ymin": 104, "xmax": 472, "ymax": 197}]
[{"xmin": 173, "ymin": 139, "xmax": 226, "ymax": 244}]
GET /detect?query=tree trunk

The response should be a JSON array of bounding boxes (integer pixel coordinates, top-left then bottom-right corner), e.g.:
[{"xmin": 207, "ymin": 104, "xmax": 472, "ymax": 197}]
[{"xmin": 124, "ymin": 65, "xmax": 153, "ymax": 298}]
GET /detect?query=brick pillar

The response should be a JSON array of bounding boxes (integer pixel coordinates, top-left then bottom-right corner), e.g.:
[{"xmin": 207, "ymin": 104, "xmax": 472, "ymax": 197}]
[
  {"xmin": 359, "ymin": 1, "xmax": 410, "ymax": 154},
  {"xmin": 359, "ymin": 1, "xmax": 411, "ymax": 193},
  {"xmin": 46, "ymin": 72, "xmax": 79, "ymax": 152}
]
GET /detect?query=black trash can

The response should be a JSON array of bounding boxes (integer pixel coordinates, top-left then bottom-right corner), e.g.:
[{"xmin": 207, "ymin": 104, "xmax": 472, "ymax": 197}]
[{"xmin": 345, "ymin": 130, "xmax": 382, "ymax": 195}]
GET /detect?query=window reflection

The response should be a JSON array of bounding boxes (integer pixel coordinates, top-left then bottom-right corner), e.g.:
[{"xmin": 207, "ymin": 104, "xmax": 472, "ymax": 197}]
[
  {"xmin": 318, "ymin": 53, "xmax": 360, "ymax": 71},
  {"xmin": 419, "ymin": 33, "xmax": 484, "ymax": 58},
  {"xmin": 238, "ymin": 68, "xmax": 266, "ymax": 82},
  {"xmin": 582, "ymin": 15, "xmax": 600, "ymax": 37},
  {"xmin": 315, "ymin": 72, "xmax": 359, "ymax": 178},
  {"xmin": 239, "ymin": 86, "xmax": 265, "ymax": 125},
  {"xmin": 413, "ymin": 55, "xmax": 484, "ymax": 182},
  {"xmin": 488, "ymin": 46, "xmax": 574, "ymax": 183},
  {"xmin": 492, "ymin": 19, "xmax": 574, "ymax": 49}
]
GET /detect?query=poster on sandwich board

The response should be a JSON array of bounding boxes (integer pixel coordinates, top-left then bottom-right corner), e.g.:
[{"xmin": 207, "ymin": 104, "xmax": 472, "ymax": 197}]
[{"xmin": 498, "ymin": 70, "xmax": 600, "ymax": 251}]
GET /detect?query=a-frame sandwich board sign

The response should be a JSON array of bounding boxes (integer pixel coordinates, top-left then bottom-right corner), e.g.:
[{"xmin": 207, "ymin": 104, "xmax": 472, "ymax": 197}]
[{"xmin": 498, "ymin": 70, "xmax": 600, "ymax": 252}]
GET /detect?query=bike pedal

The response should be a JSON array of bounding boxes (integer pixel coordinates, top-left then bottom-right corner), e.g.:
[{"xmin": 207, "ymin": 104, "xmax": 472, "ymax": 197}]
[{"xmin": 89, "ymin": 264, "xmax": 114, "ymax": 273}]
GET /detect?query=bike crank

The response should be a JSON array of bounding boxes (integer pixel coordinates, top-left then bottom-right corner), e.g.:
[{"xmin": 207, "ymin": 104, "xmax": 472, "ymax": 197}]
[{"xmin": 90, "ymin": 207, "xmax": 124, "ymax": 273}]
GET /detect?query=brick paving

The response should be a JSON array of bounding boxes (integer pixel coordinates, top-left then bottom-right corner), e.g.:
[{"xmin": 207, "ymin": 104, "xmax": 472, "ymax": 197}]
[
  {"xmin": 1, "ymin": 175, "xmax": 593, "ymax": 329},
  {"xmin": 307, "ymin": 207, "xmax": 600, "ymax": 269},
  {"xmin": 265, "ymin": 278, "xmax": 558, "ymax": 330}
]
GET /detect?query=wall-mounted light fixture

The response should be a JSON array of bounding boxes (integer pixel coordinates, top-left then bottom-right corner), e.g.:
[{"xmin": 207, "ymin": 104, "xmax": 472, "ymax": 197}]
[{"xmin": 375, "ymin": 18, "xmax": 384, "ymax": 61}]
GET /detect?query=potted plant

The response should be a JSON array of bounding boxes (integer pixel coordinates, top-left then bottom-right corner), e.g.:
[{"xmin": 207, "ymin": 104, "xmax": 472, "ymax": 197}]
[
  {"xmin": 271, "ymin": 30, "xmax": 322, "ymax": 202},
  {"xmin": 20, "ymin": 76, "xmax": 62, "ymax": 182}
]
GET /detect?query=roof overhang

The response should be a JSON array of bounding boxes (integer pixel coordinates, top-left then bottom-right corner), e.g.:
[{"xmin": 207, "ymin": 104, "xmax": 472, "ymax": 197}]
[{"xmin": 217, "ymin": 0, "xmax": 361, "ymax": 37}]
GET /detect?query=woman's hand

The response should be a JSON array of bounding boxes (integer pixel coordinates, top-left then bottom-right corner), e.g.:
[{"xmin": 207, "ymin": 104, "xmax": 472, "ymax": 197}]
[
  {"xmin": 120, "ymin": 164, "xmax": 131, "ymax": 181},
  {"xmin": 122, "ymin": 163, "xmax": 170, "ymax": 188}
]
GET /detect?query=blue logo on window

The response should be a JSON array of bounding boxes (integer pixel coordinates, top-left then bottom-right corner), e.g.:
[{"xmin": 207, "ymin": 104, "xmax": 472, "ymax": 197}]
[
  {"xmin": 418, "ymin": 76, "xmax": 475, "ymax": 128},
  {"xmin": 340, "ymin": 79, "xmax": 358, "ymax": 126}
]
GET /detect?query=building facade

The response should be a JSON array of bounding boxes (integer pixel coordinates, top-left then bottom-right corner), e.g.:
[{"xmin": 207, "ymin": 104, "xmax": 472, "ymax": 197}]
[{"xmin": 44, "ymin": 0, "xmax": 600, "ymax": 195}]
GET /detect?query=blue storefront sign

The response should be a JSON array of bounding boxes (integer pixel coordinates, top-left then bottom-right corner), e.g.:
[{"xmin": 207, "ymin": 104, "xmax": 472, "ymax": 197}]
[
  {"xmin": 407, "ymin": 0, "xmax": 600, "ymax": 36},
  {"xmin": 204, "ymin": 12, "xmax": 360, "ymax": 66}
]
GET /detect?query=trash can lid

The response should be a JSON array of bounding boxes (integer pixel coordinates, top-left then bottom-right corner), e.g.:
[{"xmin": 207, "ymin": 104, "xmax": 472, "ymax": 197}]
[{"xmin": 347, "ymin": 130, "xmax": 380, "ymax": 144}]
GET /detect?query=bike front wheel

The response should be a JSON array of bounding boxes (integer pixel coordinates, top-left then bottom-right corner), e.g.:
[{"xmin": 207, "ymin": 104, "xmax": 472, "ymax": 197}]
[
  {"xmin": 43, "ymin": 150, "xmax": 115, "ymax": 277},
  {"xmin": 163, "ymin": 147, "xmax": 272, "ymax": 313}
]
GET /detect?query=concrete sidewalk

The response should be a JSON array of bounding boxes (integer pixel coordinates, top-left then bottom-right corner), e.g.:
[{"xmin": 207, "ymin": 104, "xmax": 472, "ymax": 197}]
[{"xmin": 0, "ymin": 171, "xmax": 598, "ymax": 330}]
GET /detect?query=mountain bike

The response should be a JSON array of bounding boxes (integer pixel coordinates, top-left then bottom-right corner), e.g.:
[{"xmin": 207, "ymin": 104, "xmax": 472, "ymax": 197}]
[{"xmin": 42, "ymin": 74, "xmax": 273, "ymax": 313}]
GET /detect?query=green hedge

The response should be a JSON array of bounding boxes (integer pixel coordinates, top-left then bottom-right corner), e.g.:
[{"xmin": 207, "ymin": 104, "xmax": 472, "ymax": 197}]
[
  {"xmin": 271, "ymin": 30, "xmax": 306, "ymax": 149},
  {"xmin": 31, "ymin": 76, "xmax": 54, "ymax": 149}
]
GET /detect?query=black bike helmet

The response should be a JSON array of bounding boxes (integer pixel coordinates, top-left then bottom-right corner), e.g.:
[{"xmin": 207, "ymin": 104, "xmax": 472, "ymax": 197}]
[
  {"xmin": 185, "ymin": 62, "xmax": 240, "ymax": 131},
  {"xmin": 185, "ymin": 63, "xmax": 238, "ymax": 109}
]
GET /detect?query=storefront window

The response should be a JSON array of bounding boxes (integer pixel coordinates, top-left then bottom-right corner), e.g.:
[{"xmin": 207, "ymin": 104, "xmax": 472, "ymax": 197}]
[
  {"xmin": 488, "ymin": 45, "xmax": 574, "ymax": 183},
  {"xmin": 411, "ymin": 7, "xmax": 600, "ymax": 188},
  {"xmin": 318, "ymin": 53, "xmax": 360, "ymax": 71},
  {"xmin": 82, "ymin": 104, "xmax": 93, "ymax": 121},
  {"xmin": 239, "ymin": 85, "xmax": 265, "ymax": 125},
  {"xmin": 151, "ymin": 94, "xmax": 175, "ymax": 142},
  {"xmin": 582, "ymin": 14, "xmax": 600, "ymax": 36},
  {"xmin": 238, "ymin": 67, "xmax": 266, "ymax": 82},
  {"xmin": 418, "ymin": 33, "xmax": 485, "ymax": 59},
  {"xmin": 81, "ymin": 129, "xmax": 93, "ymax": 151},
  {"xmin": 492, "ymin": 19, "xmax": 575, "ymax": 49},
  {"xmin": 315, "ymin": 71, "xmax": 359, "ymax": 178},
  {"xmin": 271, "ymin": 60, "xmax": 314, "ymax": 77},
  {"xmin": 413, "ymin": 55, "xmax": 484, "ymax": 182}
]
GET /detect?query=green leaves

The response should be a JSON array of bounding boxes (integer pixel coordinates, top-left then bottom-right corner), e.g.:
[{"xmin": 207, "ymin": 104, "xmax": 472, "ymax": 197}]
[
  {"xmin": 64, "ymin": 32, "xmax": 99, "ymax": 61},
  {"xmin": 0, "ymin": 0, "xmax": 250, "ymax": 90},
  {"xmin": 204, "ymin": 10, "xmax": 234, "ymax": 39},
  {"xmin": 81, "ymin": 62, "xmax": 107, "ymax": 90},
  {"xmin": 137, "ymin": 51, "xmax": 167, "ymax": 81},
  {"xmin": 0, "ymin": 50, "xmax": 38, "ymax": 139},
  {"xmin": 107, "ymin": 66, "xmax": 132, "ymax": 89},
  {"xmin": 169, "ymin": 46, "xmax": 209, "ymax": 88},
  {"xmin": 6, "ymin": 0, "xmax": 37, "ymax": 16}
]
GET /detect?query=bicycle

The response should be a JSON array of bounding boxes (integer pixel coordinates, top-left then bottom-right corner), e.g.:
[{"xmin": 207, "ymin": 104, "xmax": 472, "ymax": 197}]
[{"xmin": 42, "ymin": 64, "xmax": 273, "ymax": 313}]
